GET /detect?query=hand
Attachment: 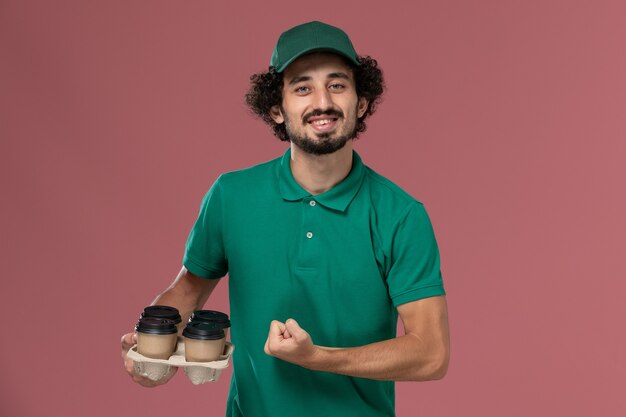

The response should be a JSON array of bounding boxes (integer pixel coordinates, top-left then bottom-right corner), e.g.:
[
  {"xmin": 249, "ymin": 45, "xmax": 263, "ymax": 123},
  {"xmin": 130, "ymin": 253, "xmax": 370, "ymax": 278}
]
[
  {"xmin": 264, "ymin": 319, "xmax": 319, "ymax": 368},
  {"xmin": 121, "ymin": 332, "xmax": 178, "ymax": 387}
]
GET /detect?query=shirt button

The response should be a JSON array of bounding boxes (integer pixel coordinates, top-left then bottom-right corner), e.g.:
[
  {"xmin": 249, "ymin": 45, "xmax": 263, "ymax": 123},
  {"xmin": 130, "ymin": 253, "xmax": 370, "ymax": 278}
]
[
  {"xmin": 309, "ymin": 200, "xmax": 316, "ymax": 207},
  {"xmin": 306, "ymin": 232, "xmax": 313, "ymax": 239}
]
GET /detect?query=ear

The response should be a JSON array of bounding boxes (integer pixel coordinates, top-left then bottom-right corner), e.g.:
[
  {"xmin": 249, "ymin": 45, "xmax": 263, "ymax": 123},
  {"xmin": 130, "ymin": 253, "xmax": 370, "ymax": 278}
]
[
  {"xmin": 357, "ymin": 97, "xmax": 369, "ymax": 118},
  {"xmin": 270, "ymin": 105, "xmax": 284, "ymax": 124}
]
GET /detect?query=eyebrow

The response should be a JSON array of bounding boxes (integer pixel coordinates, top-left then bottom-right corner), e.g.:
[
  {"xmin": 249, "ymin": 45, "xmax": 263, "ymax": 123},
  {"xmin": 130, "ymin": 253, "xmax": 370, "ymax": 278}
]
[{"xmin": 287, "ymin": 72, "xmax": 351, "ymax": 86}]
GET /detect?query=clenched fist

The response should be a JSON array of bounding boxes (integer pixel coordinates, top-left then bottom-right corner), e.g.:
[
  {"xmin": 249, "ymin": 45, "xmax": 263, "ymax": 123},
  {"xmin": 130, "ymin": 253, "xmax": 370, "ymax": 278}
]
[{"xmin": 264, "ymin": 318, "xmax": 320, "ymax": 368}]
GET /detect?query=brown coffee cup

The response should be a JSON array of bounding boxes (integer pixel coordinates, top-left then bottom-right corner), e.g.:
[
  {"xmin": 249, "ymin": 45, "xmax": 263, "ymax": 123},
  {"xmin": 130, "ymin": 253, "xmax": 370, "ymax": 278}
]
[
  {"xmin": 135, "ymin": 318, "xmax": 178, "ymax": 360},
  {"xmin": 183, "ymin": 321, "xmax": 225, "ymax": 362},
  {"xmin": 188, "ymin": 310, "xmax": 231, "ymax": 339},
  {"xmin": 140, "ymin": 305, "xmax": 183, "ymax": 332}
]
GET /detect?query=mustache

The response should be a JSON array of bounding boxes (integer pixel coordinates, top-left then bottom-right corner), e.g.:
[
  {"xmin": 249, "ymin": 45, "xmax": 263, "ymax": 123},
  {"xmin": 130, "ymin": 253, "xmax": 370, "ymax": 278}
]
[{"xmin": 303, "ymin": 109, "xmax": 344, "ymax": 123}]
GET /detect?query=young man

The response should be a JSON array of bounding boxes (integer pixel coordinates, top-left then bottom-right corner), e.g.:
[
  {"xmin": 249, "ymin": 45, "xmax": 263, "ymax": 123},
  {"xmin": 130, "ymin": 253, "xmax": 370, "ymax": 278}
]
[{"xmin": 122, "ymin": 21, "xmax": 449, "ymax": 417}]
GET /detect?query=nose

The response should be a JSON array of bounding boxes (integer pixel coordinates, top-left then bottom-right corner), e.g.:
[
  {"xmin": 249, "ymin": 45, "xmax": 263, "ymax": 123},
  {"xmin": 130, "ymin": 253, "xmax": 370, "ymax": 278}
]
[{"xmin": 311, "ymin": 86, "xmax": 332, "ymax": 111}]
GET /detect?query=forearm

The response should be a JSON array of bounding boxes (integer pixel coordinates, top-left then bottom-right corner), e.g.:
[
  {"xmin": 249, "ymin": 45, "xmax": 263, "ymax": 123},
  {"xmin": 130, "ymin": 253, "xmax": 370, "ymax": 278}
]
[
  {"xmin": 306, "ymin": 333, "xmax": 448, "ymax": 381},
  {"xmin": 265, "ymin": 298, "xmax": 450, "ymax": 381},
  {"xmin": 149, "ymin": 287, "xmax": 200, "ymax": 326},
  {"xmin": 146, "ymin": 268, "xmax": 220, "ymax": 330}
]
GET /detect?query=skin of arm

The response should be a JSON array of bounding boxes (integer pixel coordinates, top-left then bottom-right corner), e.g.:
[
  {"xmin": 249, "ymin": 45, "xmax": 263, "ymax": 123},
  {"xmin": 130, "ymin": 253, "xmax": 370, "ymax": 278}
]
[
  {"xmin": 264, "ymin": 295, "xmax": 450, "ymax": 381},
  {"xmin": 121, "ymin": 267, "xmax": 221, "ymax": 387}
]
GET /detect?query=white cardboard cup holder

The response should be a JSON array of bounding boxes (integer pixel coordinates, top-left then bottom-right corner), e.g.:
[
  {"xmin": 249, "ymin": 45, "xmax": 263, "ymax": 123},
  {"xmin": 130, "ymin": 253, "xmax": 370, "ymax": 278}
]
[{"xmin": 127, "ymin": 339, "xmax": 234, "ymax": 385}]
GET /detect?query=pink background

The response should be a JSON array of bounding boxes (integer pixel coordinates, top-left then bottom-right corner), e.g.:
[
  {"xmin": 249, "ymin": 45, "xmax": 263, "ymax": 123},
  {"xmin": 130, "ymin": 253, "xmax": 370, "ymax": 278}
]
[{"xmin": 1, "ymin": 1, "xmax": 625, "ymax": 416}]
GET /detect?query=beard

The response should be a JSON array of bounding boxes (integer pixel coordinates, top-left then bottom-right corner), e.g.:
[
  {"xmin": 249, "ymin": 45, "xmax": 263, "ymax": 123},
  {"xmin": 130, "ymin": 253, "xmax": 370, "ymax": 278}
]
[
  {"xmin": 282, "ymin": 107, "xmax": 358, "ymax": 156},
  {"xmin": 289, "ymin": 130, "xmax": 353, "ymax": 155}
]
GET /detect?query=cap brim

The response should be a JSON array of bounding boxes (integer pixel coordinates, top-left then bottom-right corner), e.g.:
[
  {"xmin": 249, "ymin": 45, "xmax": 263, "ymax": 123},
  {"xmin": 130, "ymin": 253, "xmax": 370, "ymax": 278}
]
[{"xmin": 275, "ymin": 47, "xmax": 359, "ymax": 73}]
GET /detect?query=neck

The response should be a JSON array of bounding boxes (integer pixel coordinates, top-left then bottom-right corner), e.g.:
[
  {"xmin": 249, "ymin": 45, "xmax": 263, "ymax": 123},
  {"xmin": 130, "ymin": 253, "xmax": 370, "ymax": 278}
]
[{"xmin": 289, "ymin": 142, "xmax": 354, "ymax": 195}]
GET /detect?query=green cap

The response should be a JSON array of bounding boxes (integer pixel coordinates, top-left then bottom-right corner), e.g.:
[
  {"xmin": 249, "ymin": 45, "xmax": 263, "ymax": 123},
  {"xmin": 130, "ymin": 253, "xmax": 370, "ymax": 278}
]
[{"xmin": 270, "ymin": 21, "xmax": 359, "ymax": 73}]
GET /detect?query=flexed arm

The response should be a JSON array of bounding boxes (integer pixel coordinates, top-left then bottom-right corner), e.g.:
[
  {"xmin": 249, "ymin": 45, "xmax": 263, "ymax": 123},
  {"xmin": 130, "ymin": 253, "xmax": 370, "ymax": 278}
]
[{"xmin": 264, "ymin": 295, "xmax": 449, "ymax": 381}]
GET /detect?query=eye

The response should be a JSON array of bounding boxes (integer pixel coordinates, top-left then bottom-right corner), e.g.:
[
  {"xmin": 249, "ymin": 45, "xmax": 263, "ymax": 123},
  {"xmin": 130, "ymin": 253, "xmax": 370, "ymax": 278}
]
[
  {"xmin": 294, "ymin": 86, "xmax": 310, "ymax": 94},
  {"xmin": 329, "ymin": 83, "xmax": 345, "ymax": 91}
]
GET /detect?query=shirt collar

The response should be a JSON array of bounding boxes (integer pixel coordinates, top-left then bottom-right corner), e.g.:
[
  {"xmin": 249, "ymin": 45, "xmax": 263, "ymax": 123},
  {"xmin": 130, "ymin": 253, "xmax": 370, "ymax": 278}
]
[{"xmin": 278, "ymin": 148, "xmax": 366, "ymax": 212}]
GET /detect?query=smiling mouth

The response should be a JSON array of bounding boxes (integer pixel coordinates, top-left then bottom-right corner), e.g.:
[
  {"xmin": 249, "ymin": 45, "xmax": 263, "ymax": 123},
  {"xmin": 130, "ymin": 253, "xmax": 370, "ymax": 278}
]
[
  {"xmin": 308, "ymin": 118, "xmax": 338, "ymax": 126},
  {"xmin": 306, "ymin": 117, "xmax": 339, "ymax": 133}
]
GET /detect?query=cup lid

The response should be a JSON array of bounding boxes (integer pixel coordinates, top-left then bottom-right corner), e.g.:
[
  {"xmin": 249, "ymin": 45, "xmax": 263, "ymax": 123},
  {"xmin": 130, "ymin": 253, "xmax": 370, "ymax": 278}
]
[
  {"xmin": 189, "ymin": 310, "xmax": 230, "ymax": 328},
  {"xmin": 183, "ymin": 321, "xmax": 225, "ymax": 340},
  {"xmin": 141, "ymin": 305, "xmax": 182, "ymax": 324},
  {"xmin": 135, "ymin": 318, "xmax": 178, "ymax": 335}
]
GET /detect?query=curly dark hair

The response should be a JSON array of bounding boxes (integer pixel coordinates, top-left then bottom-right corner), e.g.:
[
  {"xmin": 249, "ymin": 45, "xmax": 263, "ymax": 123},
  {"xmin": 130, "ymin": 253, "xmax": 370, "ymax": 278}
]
[{"xmin": 245, "ymin": 55, "xmax": 385, "ymax": 141}]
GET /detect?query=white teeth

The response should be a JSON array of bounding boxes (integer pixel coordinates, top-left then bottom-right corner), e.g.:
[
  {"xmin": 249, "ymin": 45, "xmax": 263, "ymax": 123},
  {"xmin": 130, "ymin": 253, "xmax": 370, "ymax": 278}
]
[{"xmin": 311, "ymin": 119, "xmax": 333, "ymax": 125}]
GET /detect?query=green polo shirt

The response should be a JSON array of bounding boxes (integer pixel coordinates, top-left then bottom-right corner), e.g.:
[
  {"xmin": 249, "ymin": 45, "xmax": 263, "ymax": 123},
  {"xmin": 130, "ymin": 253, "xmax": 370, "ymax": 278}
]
[{"xmin": 183, "ymin": 148, "xmax": 445, "ymax": 417}]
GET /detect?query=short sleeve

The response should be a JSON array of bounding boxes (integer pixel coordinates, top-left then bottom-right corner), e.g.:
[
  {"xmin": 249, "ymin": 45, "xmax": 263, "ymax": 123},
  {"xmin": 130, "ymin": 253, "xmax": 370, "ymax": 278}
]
[
  {"xmin": 183, "ymin": 177, "xmax": 228, "ymax": 279},
  {"xmin": 386, "ymin": 202, "xmax": 445, "ymax": 307}
]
